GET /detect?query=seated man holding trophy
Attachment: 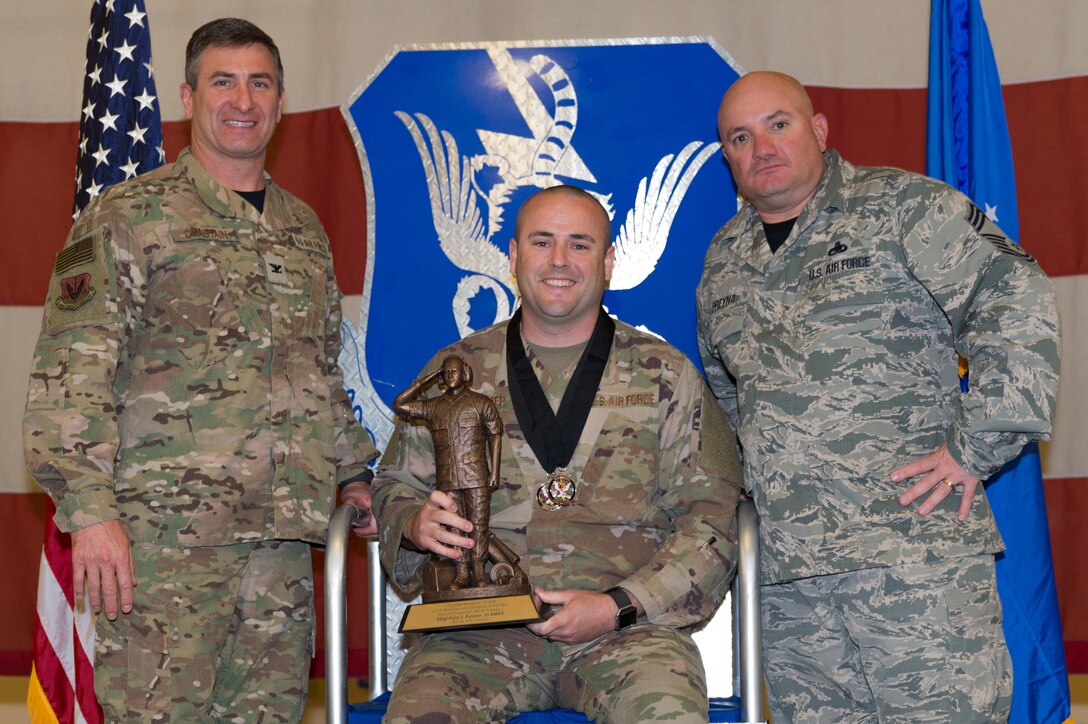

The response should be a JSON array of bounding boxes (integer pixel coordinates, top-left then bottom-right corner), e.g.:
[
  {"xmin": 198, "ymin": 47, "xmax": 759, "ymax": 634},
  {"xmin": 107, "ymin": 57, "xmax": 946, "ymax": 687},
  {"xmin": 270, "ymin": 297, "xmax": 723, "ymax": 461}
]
[{"xmin": 372, "ymin": 185, "xmax": 744, "ymax": 723}]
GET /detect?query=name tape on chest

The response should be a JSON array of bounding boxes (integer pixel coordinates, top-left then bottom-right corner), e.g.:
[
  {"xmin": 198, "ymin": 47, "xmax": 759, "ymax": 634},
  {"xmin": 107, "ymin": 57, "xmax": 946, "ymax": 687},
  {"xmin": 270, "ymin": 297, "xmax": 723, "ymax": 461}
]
[
  {"xmin": 490, "ymin": 392, "xmax": 657, "ymax": 409},
  {"xmin": 182, "ymin": 227, "xmax": 239, "ymax": 242},
  {"xmin": 291, "ymin": 234, "xmax": 329, "ymax": 256}
]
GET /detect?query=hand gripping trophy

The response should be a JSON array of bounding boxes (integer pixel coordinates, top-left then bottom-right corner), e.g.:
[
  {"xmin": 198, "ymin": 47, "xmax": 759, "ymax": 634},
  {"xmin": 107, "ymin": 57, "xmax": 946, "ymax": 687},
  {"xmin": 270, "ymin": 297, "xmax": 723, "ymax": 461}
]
[{"xmin": 394, "ymin": 355, "xmax": 531, "ymax": 608}]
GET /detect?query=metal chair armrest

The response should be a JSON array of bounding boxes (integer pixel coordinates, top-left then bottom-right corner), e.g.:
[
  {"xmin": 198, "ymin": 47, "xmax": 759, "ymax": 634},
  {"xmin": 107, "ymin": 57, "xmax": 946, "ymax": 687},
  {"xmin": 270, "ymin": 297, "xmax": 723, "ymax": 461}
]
[
  {"xmin": 325, "ymin": 503, "xmax": 360, "ymax": 724},
  {"xmin": 737, "ymin": 498, "xmax": 765, "ymax": 723}
]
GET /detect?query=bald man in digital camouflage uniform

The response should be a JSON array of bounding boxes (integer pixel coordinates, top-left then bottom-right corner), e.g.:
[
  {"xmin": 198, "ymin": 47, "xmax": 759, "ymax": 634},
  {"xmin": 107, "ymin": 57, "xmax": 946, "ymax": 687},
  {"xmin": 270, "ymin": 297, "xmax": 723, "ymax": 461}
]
[{"xmin": 697, "ymin": 71, "xmax": 1060, "ymax": 722}]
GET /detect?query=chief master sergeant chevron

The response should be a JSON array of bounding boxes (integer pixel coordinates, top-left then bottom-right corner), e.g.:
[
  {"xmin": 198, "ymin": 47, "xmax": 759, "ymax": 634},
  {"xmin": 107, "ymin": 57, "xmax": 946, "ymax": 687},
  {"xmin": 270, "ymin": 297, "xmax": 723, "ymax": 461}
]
[
  {"xmin": 373, "ymin": 185, "xmax": 745, "ymax": 723},
  {"xmin": 22, "ymin": 18, "xmax": 378, "ymax": 721},
  {"xmin": 696, "ymin": 70, "xmax": 1061, "ymax": 722}
]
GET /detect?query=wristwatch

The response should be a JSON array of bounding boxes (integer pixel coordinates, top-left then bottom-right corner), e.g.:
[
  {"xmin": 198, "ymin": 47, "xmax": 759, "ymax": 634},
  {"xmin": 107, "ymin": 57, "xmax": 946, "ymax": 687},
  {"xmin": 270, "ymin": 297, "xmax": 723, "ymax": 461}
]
[{"xmin": 605, "ymin": 587, "xmax": 638, "ymax": 630}]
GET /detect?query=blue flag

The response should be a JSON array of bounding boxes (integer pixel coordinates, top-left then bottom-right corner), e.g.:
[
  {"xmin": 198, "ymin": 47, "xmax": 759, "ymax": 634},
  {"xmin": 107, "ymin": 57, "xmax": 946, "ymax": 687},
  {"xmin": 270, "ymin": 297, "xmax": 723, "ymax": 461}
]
[{"xmin": 927, "ymin": 1, "xmax": 1070, "ymax": 722}]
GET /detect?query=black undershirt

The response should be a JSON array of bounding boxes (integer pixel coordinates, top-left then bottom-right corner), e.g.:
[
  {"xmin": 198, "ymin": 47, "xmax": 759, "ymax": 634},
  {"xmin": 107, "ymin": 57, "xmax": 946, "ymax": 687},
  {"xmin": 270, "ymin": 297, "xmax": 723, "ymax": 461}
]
[
  {"xmin": 235, "ymin": 188, "xmax": 266, "ymax": 214},
  {"xmin": 763, "ymin": 217, "xmax": 797, "ymax": 254}
]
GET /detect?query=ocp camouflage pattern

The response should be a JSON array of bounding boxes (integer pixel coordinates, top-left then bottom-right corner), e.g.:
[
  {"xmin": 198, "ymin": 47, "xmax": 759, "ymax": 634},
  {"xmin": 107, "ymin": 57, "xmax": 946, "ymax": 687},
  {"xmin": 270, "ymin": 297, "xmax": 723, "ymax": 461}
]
[
  {"xmin": 696, "ymin": 150, "xmax": 1061, "ymax": 584},
  {"xmin": 373, "ymin": 318, "xmax": 745, "ymax": 631},
  {"xmin": 94, "ymin": 540, "xmax": 314, "ymax": 721},
  {"xmin": 23, "ymin": 147, "xmax": 377, "ymax": 546},
  {"xmin": 386, "ymin": 624, "xmax": 709, "ymax": 723}
]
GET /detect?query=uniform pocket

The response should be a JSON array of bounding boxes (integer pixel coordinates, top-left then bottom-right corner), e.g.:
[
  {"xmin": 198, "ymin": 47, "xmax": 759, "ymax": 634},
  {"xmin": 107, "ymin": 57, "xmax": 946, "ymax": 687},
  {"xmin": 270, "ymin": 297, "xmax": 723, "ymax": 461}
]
[
  {"xmin": 158, "ymin": 239, "xmax": 264, "ymax": 368},
  {"xmin": 940, "ymin": 560, "xmax": 1008, "ymax": 715},
  {"xmin": 578, "ymin": 409, "xmax": 658, "ymax": 523},
  {"xmin": 94, "ymin": 580, "xmax": 175, "ymax": 719}
]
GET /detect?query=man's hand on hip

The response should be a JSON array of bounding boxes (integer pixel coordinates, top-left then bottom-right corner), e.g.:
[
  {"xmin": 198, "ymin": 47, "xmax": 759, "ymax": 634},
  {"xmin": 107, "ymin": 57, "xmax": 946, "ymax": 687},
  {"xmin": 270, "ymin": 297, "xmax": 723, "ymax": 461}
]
[{"xmin": 892, "ymin": 443, "xmax": 981, "ymax": 521}]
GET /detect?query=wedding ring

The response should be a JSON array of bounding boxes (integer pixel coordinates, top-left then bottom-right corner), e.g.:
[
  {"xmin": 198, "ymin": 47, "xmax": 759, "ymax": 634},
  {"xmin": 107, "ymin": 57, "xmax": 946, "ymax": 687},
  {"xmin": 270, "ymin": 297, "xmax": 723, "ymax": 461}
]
[{"xmin": 942, "ymin": 477, "xmax": 955, "ymax": 489}]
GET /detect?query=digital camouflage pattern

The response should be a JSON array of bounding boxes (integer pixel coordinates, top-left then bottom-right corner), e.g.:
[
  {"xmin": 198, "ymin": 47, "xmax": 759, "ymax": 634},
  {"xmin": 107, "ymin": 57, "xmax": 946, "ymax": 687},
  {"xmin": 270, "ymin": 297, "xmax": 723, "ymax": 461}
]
[
  {"xmin": 386, "ymin": 624, "xmax": 708, "ymax": 723},
  {"xmin": 374, "ymin": 318, "xmax": 744, "ymax": 630},
  {"xmin": 23, "ymin": 147, "xmax": 378, "ymax": 546},
  {"xmin": 95, "ymin": 540, "xmax": 313, "ymax": 721},
  {"xmin": 761, "ymin": 555, "xmax": 1011, "ymax": 723},
  {"xmin": 697, "ymin": 150, "xmax": 1061, "ymax": 585}
]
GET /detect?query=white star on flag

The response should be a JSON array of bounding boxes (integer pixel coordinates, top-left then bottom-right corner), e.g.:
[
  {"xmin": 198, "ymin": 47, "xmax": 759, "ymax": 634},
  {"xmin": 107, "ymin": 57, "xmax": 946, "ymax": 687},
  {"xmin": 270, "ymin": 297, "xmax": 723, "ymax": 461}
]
[
  {"xmin": 134, "ymin": 89, "xmax": 156, "ymax": 110},
  {"xmin": 119, "ymin": 159, "xmax": 140, "ymax": 179},
  {"xmin": 124, "ymin": 7, "xmax": 145, "ymax": 28},
  {"xmin": 127, "ymin": 123, "xmax": 147, "ymax": 144},
  {"xmin": 97, "ymin": 109, "xmax": 119, "ymax": 131},
  {"xmin": 114, "ymin": 40, "xmax": 136, "ymax": 62},
  {"xmin": 105, "ymin": 76, "xmax": 127, "ymax": 98},
  {"xmin": 91, "ymin": 146, "xmax": 110, "ymax": 167},
  {"xmin": 985, "ymin": 203, "xmax": 999, "ymax": 223}
]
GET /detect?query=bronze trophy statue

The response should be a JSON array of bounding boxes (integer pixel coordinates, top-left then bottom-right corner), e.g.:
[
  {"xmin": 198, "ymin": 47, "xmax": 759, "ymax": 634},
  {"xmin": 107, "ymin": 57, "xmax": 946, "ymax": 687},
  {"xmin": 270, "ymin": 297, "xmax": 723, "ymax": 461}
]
[{"xmin": 395, "ymin": 355, "xmax": 537, "ymax": 631}]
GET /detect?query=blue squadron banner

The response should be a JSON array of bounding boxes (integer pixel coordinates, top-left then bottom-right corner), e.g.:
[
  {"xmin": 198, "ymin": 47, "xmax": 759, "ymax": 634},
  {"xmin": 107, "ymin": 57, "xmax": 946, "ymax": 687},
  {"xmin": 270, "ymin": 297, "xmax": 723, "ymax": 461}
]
[{"xmin": 338, "ymin": 39, "xmax": 743, "ymax": 449}]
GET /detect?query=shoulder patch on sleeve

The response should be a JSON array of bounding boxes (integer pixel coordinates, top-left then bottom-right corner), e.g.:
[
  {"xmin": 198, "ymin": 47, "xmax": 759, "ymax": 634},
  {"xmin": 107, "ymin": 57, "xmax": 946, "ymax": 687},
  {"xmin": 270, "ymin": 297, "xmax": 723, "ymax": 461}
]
[
  {"xmin": 54, "ymin": 234, "xmax": 95, "ymax": 274},
  {"xmin": 966, "ymin": 203, "xmax": 1035, "ymax": 262},
  {"xmin": 965, "ymin": 203, "xmax": 987, "ymax": 233},
  {"xmin": 42, "ymin": 228, "xmax": 118, "ymax": 332},
  {"xmin": 55, "ymin": 272, "xmax": 97, "ymax": 310}
]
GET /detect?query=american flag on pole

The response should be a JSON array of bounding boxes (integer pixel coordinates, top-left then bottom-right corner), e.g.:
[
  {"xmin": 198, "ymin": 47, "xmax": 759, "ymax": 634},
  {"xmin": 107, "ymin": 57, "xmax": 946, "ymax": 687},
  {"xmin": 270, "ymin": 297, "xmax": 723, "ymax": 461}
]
[{"xmin": 26, "ymin": 1, "xmax": 162, "ymax": 722}]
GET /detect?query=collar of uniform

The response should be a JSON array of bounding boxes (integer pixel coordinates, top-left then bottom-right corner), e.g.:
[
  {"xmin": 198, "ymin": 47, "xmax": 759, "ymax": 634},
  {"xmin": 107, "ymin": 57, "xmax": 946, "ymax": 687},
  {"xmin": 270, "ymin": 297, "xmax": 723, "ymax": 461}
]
[
  {"xmin": 727, "ymin": 205, "xmax": 773, "ymax": 270},
  {"xmin": 499, "ymin": 314, "xmax": 623, "ymax": 390},
  {"xmin": 176, "ymin": 147, "xmax": 291, "ymax": 228},
  {"xmin": 795, "ymin": 148, "xmax": 850, "ymax": 229}
]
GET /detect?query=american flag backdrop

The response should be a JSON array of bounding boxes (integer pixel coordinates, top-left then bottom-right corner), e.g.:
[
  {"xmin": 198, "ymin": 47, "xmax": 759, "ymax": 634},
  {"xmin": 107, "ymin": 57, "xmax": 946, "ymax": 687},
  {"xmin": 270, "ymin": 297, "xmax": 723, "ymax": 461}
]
[
  {"xmin": 27, "ymin": 1, "xmax": 162, "ymax": 722},
  {"xmin": 2, "ymin": 2, "xmax": 1086, "ymax": 717}
]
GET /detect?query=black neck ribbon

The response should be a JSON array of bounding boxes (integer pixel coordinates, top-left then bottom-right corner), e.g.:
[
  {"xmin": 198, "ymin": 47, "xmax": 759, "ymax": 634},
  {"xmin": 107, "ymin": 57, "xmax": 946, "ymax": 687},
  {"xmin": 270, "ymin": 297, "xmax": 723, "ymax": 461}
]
[{"xmin": 505, "ymin": 307, "xmax": 615, "ymax": 474}]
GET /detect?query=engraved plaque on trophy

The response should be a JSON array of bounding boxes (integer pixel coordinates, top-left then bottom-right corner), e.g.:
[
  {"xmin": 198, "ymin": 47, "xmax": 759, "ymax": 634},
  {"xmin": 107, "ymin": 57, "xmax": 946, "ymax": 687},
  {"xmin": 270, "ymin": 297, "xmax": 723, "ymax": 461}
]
[{"xmin": 394, "ymin": 355, "xmax": 539, "ymax": 633}]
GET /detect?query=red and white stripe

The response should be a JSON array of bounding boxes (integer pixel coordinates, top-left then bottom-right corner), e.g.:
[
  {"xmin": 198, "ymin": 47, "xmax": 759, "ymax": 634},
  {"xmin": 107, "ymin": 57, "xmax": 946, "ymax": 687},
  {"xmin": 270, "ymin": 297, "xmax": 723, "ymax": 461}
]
[{"xmin": 28, "ymin": 512, "xmax": 99, "ymax": 724}]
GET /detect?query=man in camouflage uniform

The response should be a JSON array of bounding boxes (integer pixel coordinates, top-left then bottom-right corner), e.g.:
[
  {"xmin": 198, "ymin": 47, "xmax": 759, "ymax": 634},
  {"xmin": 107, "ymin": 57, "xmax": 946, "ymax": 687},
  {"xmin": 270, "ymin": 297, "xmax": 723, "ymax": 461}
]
[
  {"xmin": 23, "ymin": 19, "xmax": 378, "ymax": 721},
  {"xmin": 696, "ymin": 71, "xmax": 1061, "ymax": 722},
  {"xmin": 373, "ymin": 185, "xmax": 744, "ymax": 723}
]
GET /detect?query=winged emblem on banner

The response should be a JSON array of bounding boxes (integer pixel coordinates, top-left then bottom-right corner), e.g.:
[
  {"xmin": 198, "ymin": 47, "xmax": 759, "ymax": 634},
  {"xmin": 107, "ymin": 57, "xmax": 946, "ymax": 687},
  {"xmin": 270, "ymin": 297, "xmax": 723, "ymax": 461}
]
[{"xmin": 396, "ymin": 52, "xmax": 720, "ymax": 336}]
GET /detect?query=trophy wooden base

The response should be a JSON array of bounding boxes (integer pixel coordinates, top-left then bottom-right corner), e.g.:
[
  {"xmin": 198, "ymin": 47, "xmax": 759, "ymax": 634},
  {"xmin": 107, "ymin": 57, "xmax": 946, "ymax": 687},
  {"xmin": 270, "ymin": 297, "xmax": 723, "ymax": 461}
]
[
  {"xmin": 399, "ymin": 585, "xmax": 540, "ymax": 633},
  {"xmin": 400, "ymin": 544, "xmax": 538, "ymax": 632}
]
